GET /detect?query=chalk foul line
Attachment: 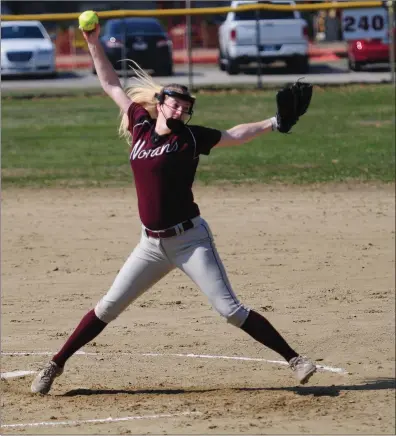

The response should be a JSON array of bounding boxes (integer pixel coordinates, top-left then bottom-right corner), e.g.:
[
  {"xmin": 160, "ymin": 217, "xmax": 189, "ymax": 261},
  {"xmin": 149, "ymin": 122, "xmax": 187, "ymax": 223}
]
[
  {"xmin": 1, "ymin": 351, "xmax": 348, "ymax": 375},
  {"xmin": 1, "ymin": 370, "xmax": 37, "ymax": 379},
  {"xmin": 1, "ymin": 411, "xmax": 202, "ymax": 429},
  {"xmin": 141, "ymin": 352, "xmax": 349, "ymax": 374}
]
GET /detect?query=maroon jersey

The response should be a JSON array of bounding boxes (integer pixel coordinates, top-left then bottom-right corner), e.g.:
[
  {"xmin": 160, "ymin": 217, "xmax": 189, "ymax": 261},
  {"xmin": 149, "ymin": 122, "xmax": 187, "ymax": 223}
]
[{"xmin": 127, "ymin": 102, "xmax": 222, "ymax": 230}]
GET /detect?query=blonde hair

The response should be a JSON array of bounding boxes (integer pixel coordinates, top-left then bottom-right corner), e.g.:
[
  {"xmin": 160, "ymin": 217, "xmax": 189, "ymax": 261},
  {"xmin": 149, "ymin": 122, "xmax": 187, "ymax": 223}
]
[{"xmin": 118, "ymin": 60, "xmax": 192, "ymax": 143}]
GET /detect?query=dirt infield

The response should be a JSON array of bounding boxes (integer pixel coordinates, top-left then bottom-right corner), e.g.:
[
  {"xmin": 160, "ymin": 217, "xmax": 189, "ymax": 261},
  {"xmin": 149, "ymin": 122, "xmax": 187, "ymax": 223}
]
[{"xmin": 1, "ymin": 183, "xmax": 395, "ymax": 434}]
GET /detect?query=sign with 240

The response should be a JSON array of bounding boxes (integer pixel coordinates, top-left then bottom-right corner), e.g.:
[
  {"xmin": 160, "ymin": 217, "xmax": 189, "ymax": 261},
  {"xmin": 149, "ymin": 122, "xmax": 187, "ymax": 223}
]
[{"xmin": 342, "ymin": 7, "xmax": 388, "ymax": 41}]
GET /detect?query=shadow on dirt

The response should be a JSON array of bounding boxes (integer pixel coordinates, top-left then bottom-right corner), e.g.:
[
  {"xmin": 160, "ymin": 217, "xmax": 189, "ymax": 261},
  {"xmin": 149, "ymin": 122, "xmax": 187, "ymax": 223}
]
[
  {"xmin": 62, "ymin": 377, "xmax": 395, "ymax": 398},
  {"xmin": 240, "ymin": 377, "xmax": 396, "ymax": 397},
  {"xmin": 62, "ymin": 387, "xmax": 217, "ymax": 396}
]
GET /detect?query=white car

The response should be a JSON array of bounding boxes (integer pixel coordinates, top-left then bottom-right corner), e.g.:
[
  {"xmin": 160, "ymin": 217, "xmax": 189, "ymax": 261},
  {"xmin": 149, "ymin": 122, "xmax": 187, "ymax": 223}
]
[
  {"xmin": 219, "ymin": 0, "xmax": 309, "ymax": 74},
  {"xmin": 1, "ymin": 21, "xmax": 56, "ymax": 77}
]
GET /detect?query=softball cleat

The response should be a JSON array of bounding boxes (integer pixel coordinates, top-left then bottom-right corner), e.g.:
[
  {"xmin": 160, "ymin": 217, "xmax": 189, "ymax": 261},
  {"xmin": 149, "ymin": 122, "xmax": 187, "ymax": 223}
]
[
  {"xmin": 31, "ymin": 361, "xmax": 63, "ymax": 394},
  {"xmin": 289, "ymin": 355, "xmax": 317, "ymax": 384}
]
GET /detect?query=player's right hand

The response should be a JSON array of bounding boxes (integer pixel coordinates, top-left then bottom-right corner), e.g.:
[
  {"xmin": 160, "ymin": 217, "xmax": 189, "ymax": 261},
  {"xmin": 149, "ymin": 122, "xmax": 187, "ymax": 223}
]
[{"xmin": 81, "ymin": 24, "xmax": 100, "ymax": 44}]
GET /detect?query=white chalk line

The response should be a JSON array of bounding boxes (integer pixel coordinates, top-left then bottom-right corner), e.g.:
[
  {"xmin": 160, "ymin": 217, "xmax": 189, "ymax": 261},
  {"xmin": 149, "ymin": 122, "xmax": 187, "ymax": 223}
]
[
  {"xmin": 1, "ymin": 370, "xmax": 37, "ymax": 379},
  {"xmin": 1, "ymin": 410, "xmax": 202, "ymax": 429},
  {"xmin": 1, "ymin": 351, "xmax": 348, "ymax": 375},
  {"xmin": 143, "ymin": 353, "xmax": 348, "ymax": 374}
]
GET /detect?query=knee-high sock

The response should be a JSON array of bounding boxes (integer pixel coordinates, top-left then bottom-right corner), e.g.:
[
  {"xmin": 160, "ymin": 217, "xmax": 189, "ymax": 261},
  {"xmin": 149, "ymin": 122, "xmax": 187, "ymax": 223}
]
[
  {"xmin": 241, "ymin": 310, "xmax": 298, "ymax": 362},
  {"xmin": 52, "ymin": 309, "xmax": 107, "ymax": 368}
]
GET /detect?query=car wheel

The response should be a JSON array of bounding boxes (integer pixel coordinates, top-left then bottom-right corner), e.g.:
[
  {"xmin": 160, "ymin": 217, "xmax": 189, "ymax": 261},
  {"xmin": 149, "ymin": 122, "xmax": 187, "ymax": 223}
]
[
  {"xmin": 218, "ymin": 49, "xmax": 226, "ymax": 71},
  {"xmin": 226, "ymin": 56, "xmax": 239, "ymax": 75},
  {"xmin": 286, "ymin": 56, "xmax": 309, "ymax": 74},
  {"xmin": 348, "ymin": 58, "xmax": 363, "ymax": 72}
]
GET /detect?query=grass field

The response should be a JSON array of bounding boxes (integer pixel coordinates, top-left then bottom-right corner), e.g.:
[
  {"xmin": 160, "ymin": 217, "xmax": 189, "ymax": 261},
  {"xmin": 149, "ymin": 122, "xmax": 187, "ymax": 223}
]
[{"xmin": 1, "ymin": 84, "xmax": 394, "ymax": 187}]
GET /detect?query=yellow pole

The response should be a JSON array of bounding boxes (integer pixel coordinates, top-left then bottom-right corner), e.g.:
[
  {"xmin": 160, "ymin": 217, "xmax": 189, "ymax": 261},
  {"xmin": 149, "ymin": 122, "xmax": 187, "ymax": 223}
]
[{"xmin": 0, "ymin": 1, "xmax": 386, "ymax": 22}]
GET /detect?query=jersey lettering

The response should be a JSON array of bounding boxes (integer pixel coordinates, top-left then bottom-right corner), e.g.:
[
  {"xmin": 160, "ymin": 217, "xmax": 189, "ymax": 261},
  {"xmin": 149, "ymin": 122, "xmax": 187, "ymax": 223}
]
[
  {"xmin": 130, "ymin": 139, "xmax": 179, "ymax": 161},
  {"xmin": 126, "ymin": 103, "xmax": 221, "ymax": 229}
]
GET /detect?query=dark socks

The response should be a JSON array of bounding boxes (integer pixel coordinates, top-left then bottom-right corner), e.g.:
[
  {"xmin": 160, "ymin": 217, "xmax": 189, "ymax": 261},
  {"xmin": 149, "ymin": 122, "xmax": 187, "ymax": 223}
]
[
  {"xmin": 240, "ymin": 309, "xmax": 298, "ymax": 362},
  {"xmin": 52, "ymin": 308, "xmax": 297, "ymax": 368},
  {"xmin": 52, "ymin": 309, "xmax": 107, "ymax": 368}
]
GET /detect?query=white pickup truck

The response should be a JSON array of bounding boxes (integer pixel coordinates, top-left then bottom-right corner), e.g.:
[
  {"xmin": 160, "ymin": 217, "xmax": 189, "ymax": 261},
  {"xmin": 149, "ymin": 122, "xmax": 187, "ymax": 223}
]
[{"xmin": 218, "ymin": 0, "xmax": 309, "ymax": 74}]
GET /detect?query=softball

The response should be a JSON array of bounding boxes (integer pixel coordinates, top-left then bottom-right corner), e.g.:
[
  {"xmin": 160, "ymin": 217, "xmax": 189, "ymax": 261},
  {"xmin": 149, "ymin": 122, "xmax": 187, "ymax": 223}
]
[{"xmin": 78, "ymin": 10, "xmax": 99, "ymax": 32}]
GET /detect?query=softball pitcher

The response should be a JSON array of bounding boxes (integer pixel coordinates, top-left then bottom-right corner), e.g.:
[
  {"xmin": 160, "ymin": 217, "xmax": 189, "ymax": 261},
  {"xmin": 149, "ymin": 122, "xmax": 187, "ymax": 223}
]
[{"xmin": 31, "ymin": 24, "xmax": 316, "ymax": 395}]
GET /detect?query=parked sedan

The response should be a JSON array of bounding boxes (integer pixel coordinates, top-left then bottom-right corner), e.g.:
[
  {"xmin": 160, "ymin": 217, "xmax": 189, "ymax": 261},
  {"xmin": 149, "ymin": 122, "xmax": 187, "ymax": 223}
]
[
  {"xmin": 347, "ymin": 29, "xmax": 396, "ymax": 71},
  {"xmin": 1, "ymin": 21, "xmax": 56, "ymax": 77},
  {"xmin": 99, "ymin": 17, "xmax": 173, "ymax": 76}
]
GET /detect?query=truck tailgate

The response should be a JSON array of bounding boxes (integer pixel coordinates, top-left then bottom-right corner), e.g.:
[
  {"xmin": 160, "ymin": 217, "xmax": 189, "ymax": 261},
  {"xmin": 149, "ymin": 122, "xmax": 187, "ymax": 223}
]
[{"xmin": 235, "ymin": 20, "xmax": 306, "ymax": 45}]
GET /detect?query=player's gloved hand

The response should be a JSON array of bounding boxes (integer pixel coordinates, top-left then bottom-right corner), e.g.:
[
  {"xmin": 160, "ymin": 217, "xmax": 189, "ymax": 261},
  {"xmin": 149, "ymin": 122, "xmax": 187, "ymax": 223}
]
[{"xmin": 275, "ymin": 81, "xmax": 313, "ymax": 133}]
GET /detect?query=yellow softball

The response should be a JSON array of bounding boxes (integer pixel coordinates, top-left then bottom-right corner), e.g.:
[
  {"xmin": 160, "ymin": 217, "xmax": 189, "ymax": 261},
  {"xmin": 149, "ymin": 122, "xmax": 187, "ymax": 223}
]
[{"xmin": 78, "ymin": 10, "xmax": 99, "ymax": 32}]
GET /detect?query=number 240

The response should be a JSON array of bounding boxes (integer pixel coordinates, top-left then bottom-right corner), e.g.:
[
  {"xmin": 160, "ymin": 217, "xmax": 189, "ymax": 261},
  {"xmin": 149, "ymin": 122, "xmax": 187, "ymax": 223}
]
[{"xmin": 344, "ymin": 15, "xmax": 385, "ymax": 32}]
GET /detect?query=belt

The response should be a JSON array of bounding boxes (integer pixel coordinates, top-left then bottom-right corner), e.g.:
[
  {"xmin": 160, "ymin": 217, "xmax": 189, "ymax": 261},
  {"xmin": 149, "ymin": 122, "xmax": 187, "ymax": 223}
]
[{"xmin": 144, "ymin": 219, "xmax": 194, "ymax": 239}]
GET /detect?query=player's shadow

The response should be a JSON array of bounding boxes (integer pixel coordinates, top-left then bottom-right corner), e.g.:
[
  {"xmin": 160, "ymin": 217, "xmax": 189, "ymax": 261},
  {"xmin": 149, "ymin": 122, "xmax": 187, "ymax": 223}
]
[
  {"xmin": 238, "ymin": 377, "xmax": 396, "ymax": 397},
  {"xmin": 62, "ymin": 377, "xmax": 395, "ymax": 398},
  {"xmin": 62, "ymin": 387, "xmax": 217, "ymax": 396}
]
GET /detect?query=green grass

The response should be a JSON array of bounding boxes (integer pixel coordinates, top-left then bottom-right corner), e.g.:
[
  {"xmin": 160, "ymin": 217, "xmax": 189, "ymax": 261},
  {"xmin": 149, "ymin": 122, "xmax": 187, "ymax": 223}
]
[{"xmin": 1, "ymin": 84, "xmax": 395, "ymax": 187}]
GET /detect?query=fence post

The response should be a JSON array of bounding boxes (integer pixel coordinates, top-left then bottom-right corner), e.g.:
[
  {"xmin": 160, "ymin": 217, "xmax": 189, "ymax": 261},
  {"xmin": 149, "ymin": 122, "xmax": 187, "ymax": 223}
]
[
  {"xmin": 255, "ymin": 8, "xmax": 263, "ymax": 89},
  {"xmin": 69, "ymin": 25, "xmax": 76, "ymax": 71},
  {"xmin": 121, "ymin": 18, "xmax": 127, "ymax": 88},
  {"xmin": 387, "ymin": 0, "xmax": 395, "ymax": 86},
  {"xmin": 186, "ymin": 0, "xmax": 193, "ymax": 91}
]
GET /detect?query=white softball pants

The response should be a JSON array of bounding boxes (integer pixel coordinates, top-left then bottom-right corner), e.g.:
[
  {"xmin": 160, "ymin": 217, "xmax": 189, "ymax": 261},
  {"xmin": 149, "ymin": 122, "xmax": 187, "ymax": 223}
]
[{"xmin": 95, "ymin": 216, "xmax": 250, "ymax": 327}]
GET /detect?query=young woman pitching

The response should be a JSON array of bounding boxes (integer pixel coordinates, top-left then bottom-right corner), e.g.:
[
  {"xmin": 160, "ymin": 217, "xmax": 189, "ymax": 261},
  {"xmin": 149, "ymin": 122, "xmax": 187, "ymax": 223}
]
[{"xmin": 31, "ymin": 23, "xmax": 316, "ymax": 395}]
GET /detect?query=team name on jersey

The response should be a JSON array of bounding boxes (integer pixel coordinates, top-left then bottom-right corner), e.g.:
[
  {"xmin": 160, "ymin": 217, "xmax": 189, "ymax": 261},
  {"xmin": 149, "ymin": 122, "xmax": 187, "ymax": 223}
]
[{"xmin": 130, "ymin": 139, "xmax": 179, "ymax": 161}]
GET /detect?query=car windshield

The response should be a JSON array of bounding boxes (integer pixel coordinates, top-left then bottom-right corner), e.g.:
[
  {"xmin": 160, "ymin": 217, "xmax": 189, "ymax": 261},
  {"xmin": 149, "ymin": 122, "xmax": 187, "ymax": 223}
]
[
  {"xmin": 1, "ymin": 25, "xmax": 45, "ymax": 39},
  {"xmin": 106, "ymin": 20, "xmax": 164, "ymax": 35}
]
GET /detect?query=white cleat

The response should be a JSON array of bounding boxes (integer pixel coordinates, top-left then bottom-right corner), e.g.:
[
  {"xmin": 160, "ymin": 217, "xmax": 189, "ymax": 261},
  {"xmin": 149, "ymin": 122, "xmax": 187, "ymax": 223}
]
[
  {"xmin": 31, "ymin": 361, "xmax": 63, "ymax": 394},
  {"xmin": 289, "ymin": 355, "xmax": 317, "ymax": 385}
]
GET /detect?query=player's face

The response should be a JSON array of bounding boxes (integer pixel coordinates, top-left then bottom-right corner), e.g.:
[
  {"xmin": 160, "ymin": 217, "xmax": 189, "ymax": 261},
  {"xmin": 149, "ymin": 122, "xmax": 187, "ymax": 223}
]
[{"xmin": 162, "ymin": 96, "xmax": 191, "ymax": 121}]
